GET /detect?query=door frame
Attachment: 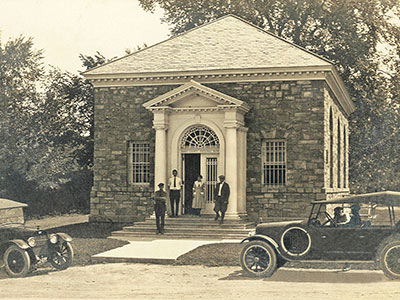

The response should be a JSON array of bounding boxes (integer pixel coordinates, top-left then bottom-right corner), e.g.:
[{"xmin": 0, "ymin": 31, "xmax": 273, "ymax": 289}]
[{"xmin": 181, "ymin": 151, "xmax": 219, "ymax": 215}]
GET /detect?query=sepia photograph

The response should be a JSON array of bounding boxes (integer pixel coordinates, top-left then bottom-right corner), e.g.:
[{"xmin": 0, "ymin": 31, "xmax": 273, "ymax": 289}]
[{"xmin": 1, "ymin": 0, "xmax": 400, "ymax": 299}]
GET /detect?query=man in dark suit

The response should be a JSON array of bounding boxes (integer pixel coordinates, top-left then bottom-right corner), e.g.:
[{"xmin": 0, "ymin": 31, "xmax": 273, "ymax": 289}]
[
  {"xmin": 154, "ymin": 183, "xmax": 167, "ymax": 234},
  {"xmin": 214, "ymin": 175, "xmax": 230, "ymax": 224}
]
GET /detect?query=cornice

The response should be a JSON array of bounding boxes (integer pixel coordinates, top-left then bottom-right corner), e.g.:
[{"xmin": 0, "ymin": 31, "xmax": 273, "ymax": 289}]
[
  {"xmin": 85, "ymin": 66, "xmax": 330, "ymax": 87},
  {"xmin": 86, "ymin": 66, "xmax": 355, "ymax": 117}
]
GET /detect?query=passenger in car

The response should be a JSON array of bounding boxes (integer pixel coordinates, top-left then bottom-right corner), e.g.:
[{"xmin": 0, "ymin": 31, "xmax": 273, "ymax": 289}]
[
  {"xmin": 346, "ymin": 204, "xmax": 362, "ymax": 227},
  {"xmin": 333, "ymin": 207, "xmax": 348, "ymax": 226}
]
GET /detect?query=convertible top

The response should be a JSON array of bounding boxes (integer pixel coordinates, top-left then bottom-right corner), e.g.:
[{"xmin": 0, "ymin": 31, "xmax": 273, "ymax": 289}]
[{"xmin": 311, "ymin": 191, "xmax": 400, "ymax": 206}]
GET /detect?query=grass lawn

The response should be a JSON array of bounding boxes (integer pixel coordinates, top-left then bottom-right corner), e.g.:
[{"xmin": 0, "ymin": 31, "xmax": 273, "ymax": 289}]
[
  {"xmin": 46, "ymin": 222, "xmax": 129, "ymax": 266},
  {"xmin": 1, "ymin": 221, "xmax": 378, "ymax": 270}
]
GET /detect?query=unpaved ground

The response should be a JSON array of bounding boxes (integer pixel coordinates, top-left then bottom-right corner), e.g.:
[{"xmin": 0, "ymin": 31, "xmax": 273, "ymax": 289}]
[{"xmin": 0, "ymin": 263, "xmax": 399, "ymax": 299}]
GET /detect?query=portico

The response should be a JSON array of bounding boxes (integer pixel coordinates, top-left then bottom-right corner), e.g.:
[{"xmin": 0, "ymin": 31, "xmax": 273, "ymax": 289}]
[{"xmin": 143, "ymin": 80, "xmax": 250, "ymax": 219}]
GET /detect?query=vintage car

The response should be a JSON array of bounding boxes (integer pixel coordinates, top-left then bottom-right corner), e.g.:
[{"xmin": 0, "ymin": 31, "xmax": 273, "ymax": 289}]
[
  {"xmin": 0, "ymin": 198, "xmax": 74, "ymax": 277},
  {"xmin": 240, "ymin": 191, "xmax": 400, "ymax": 279}
]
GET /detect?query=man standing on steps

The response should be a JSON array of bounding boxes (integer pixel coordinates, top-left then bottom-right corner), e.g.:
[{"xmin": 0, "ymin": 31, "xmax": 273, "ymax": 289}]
[
  {"xmin": 168, "ymin": 169, "xmax": 183, "ymax": 217},
  {"xmin": 154, "ymin": 183, "xmax": 167, "ymax": 235},
  {"xmin": 214, "ymin": 175, "xmax": 230, "ymax": 225}
]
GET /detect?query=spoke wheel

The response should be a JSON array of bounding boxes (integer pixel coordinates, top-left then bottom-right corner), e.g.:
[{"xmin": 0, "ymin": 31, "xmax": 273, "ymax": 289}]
[
  {"xmin": 240, "ymin": 240, "xmax": 277, "ymax": 278},
  {"xmin": 49, "ymin": 241, "xmax": 74, "ymax": 270},
  {"xmin": 3, "ymin": 245, "xmax": 31, "ymax": 278},
  {"xmin": 380, "ymin": 241, "xmax": 400, "ymax": 280}
]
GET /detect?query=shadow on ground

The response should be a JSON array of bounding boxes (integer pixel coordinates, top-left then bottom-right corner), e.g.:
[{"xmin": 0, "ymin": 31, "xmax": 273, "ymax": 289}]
[{"xmin": 221, "ymin": 268, "xmax": 389, "ymax": 283}]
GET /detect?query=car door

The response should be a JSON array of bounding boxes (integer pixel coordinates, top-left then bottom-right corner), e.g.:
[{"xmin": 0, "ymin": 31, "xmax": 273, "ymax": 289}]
[{"xmin": 308, "ymin": 226, "xmax": 352, "ymax": 256}]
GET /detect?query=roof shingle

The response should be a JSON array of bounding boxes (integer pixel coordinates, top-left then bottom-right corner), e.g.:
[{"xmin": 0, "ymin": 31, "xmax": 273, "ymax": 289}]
[{"xmin": 85, "ymin": 15, "xmax": 331, "ymax": 75}]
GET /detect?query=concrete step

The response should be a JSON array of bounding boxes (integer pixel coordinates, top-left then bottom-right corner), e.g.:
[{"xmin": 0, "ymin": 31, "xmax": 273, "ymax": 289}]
[
  {"xmin": 111, "ymin": 230, "xmax": 248, "ymax": 240},
  {"xmin": 131, "ymin": 222, "xmax": 253, "ymax": 229},
  {"xmin": 111, "ymin": 215, "xmax": 255, "ymax": 241},
  {"xmin": 120, "ymin": 226, "xmax": 251, "ymax": 235}
]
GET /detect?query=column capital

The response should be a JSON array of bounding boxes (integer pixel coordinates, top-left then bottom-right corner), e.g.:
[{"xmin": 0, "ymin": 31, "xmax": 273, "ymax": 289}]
[
  {"xmin": 223, "ymin": 120, "xmax": 244, "ymax": 129},
  {"xmin": 153, "ymin": 122, "xmax": 168, "ymax": 130}
]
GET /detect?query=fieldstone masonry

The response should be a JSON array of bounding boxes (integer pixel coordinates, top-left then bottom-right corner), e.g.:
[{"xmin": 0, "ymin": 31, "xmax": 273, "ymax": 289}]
[{"xmin": 90, "ymin": 80, "xmax": 349, "ymax": 222}]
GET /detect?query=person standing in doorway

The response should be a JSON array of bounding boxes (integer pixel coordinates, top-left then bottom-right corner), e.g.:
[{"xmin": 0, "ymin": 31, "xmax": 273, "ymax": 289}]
[
  {"xmin": 154, "ymin": 183, "xmax": 167, "ymax": 234},
  {"xmin": 168, "ymin": 169, "xmax": 183, "ymax": 217},
  {"xmin": 214, "ymin": 175, "xmax": 230, "ymax": 224},
  {"xmin": 192, "ymin": 175, "xmax": 205, "ymax": 216}
]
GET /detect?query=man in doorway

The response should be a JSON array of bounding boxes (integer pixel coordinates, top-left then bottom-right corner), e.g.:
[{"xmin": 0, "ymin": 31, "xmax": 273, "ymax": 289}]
[
  {"xmin": 214, "ymin": 175, "xmax": 230, "ymax": 224},
  {"xmin": 168, "ymin": 169, "xmax": 183, "ymax": 217},
  {"xmin": 154, "ymin": 183, "xmax": 167, "ymax": 234}
]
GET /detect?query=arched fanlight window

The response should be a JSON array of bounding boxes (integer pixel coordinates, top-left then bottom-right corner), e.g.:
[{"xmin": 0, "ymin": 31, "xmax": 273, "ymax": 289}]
[
  {"xmin": 329, "ymin": 107, "xmax": 334, "ymax": 188},
  {"xmin": 181, "ymin": 125, "xmax": 220, "ymax": 152}
]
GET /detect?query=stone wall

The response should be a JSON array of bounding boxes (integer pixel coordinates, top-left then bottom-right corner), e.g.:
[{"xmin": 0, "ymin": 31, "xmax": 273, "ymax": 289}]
[
  {"xmin": 90, "ymin": 85, "xmax": 176, "ymax": 222},
  {"xmin": 207, "ymin": 81, "xmax": 326, "ymax": 221},
  {"xmin": 90, "ymin": 80, "xmax": 347, "ymax": 223},
  {"xmin": 323, "ymin": 84, "xmax": 350, "ymax": 200}
]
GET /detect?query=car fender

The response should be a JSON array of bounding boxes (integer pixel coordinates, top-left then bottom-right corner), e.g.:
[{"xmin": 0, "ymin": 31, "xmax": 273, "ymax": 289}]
[
  {"xmin": 55, "ymin": 233, "xmax": 73, "ymax": 242},
  {"xmin": 241, "ymin": 235, "xmax": 280, "ymax": 253},
  {"xmin": 8, "ymin": 239, "xmax": 30, "ymax": 250}
]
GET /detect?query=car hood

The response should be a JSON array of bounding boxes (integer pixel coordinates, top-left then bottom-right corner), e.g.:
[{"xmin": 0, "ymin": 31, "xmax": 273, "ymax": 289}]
[{"xmin": 257, "ymin": 219, "xmax": 306, "ymax": 229}]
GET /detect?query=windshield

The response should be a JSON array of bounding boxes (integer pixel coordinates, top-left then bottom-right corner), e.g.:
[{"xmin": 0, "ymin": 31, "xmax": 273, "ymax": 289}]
[{"xmin": 309, "ymin": 203, "xmax": 399, "ymax": 227}]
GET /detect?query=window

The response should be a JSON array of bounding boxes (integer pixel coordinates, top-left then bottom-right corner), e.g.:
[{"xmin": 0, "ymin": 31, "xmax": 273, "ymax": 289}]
[
  {"xmin": 329, "ymin": 108, "xmax": 334, "ymax": 188},
  {"xmin": 337, "ymin": 118, "xmax": 341, "ymax": 188},
  {"xmin": 262, "ymin": 141, "xmax": 286, "ymax": 186},
  {"xmin": 181, "ymin": 125, "xmax": 219, "ymax": 152},
  {"xmin": 343, "ymin": 126, "xmax": 347, "ymax": 188},
  {"xmin": 128, "ymin": 142, "xmax": 150, "ymax": 184}
]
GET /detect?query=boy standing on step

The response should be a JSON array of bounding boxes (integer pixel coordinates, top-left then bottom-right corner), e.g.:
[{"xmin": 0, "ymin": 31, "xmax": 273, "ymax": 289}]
[{"xmin": 154, "ymin": 183, "xmax": 167, "ymax": 234}]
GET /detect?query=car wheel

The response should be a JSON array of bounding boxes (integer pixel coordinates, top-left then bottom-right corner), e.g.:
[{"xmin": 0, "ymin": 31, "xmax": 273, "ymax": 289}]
[
  {"xmin": 3, "ymin": 245, "xmax": 31, "ymax": 278},
  {"xmin": 49, "ymin": 241, "xmax": 74, "ymax": 270},
  {"xmin": 239, "ymin": 240, "xmax": 277, "ymax": 277},
  {"xmin": 379, "ymin": 240, "xmax": 400, "ymax": 280}
]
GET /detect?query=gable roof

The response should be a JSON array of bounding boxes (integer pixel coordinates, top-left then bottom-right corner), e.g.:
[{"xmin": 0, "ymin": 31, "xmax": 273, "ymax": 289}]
[
  {"xmin": 84, "ymin": 15, "xmax": 331, "ymax": 76},
  {"xmin": 143, "ymin": 80, "xmax": 250, "ymax": 111}
]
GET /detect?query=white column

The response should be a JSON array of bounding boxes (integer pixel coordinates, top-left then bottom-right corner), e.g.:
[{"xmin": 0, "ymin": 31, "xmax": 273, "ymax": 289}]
[
  {"xmin": 237, "ymin": 127, "xmax": 248, "ymax": 216},
  {"xmin": 224, "ymin": 123, "xmax": 239, "ymax": 218},
  {"xmin": 153, "ymin": 110, "xmax": 169, "ymax": 190},
  {"xmin": 154, "ymin": 125, "xmax": 167, "ymax": 189}
]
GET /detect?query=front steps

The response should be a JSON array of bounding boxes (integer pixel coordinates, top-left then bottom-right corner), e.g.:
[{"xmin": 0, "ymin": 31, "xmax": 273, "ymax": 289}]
[{"xmin": 111, "ymin": 215, "xmax": 255, "ymax": 241}]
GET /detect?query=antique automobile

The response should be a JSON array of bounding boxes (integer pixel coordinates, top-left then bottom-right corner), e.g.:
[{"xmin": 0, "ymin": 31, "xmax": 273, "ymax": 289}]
[
  {"xmin": 0, "ymin": 198, "xmax": 74, "ymax": 277},
  {"xmin": 240, "ymin": 191, "xmax": 400, "ymax": 279}
]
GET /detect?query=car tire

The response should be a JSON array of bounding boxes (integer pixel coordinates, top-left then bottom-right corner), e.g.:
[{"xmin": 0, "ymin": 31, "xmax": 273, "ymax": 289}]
[
  {"xmin": 3, "ymin": 245, "xmax": 31, "ymax": 278},
  {"xmin": 239, "ymin": 240, "xmax": 277, "ymax": 278},
  {"xmin": 379, "ymin": 239, "xmax": 400, "ymax": 280},
  {"xmin": 49, "ymin": 241, "xmax": 74, "ymax": 270}
]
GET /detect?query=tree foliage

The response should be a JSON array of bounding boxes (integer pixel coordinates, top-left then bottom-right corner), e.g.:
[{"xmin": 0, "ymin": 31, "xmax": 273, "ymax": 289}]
[
  {"xmin": 0, "ymin": 36, "xmax": 100, "ymax": 216},
  {"xmin": 139, "ymin": 0, "xmax": 400, "ymax": 192}
]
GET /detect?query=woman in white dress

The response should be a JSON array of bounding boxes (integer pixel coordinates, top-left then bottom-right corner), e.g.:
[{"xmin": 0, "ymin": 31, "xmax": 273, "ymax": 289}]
[{"xmin": 192, "ymin": 175, "xmax": 205, "ymax": 216}]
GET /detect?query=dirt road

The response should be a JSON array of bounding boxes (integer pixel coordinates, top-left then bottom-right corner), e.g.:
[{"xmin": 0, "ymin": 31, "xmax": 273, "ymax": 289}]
[{"xmin": 0, "ymin": 263, "xmax": 399, "ymax": 299}]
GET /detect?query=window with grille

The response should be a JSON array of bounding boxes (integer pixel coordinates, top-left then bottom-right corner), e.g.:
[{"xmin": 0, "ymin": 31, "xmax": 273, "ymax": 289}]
[
  {"xmin": 128, "ymin": 142, "xmax": 150, "ymax": 184},
  {"xmin": 206, "ymin": 157, "xmax": 218, "ymax": 203},
  {"xmin": 262, "ymin": 141, "xmax": 286, "ymax": 186}
]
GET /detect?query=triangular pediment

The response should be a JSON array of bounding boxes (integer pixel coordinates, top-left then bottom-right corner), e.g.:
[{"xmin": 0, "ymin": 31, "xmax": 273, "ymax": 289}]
[{"xmin": 143, "ymin": 80, "xmax": 250, "ymax": 111}]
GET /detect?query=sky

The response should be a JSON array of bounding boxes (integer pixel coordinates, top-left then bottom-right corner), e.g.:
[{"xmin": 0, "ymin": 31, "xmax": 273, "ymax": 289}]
[{"xmin": 0, "ymin": 0, "xmax": 170, "ymax": 74}]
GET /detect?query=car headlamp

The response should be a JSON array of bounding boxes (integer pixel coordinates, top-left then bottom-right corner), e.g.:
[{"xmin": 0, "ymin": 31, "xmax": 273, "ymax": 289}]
[
  {"xmin": 49, "ymin": 234, "xmax": 58, "ymax": 244},
  {"xmin": 27, "ymin": 237, "xmax": 36, "ymax": 247},
  {"xmin": 248, "ymin": 229, "xmax": 256, "ymax": 237}
]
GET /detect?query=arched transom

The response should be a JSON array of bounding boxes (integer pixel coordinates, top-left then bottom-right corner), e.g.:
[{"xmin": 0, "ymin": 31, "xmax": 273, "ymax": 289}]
[{"xmin": 181, "ymin": 125, "xmax": 220, "ymax": 153}]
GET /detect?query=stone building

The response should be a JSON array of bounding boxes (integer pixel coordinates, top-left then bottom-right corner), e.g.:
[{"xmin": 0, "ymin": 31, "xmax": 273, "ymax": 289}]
[{"xmin": 83, "ymin": 15, "xmax": 355, "ymax": 223}]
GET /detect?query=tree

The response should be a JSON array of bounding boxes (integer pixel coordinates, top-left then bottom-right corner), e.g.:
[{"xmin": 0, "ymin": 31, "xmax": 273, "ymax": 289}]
[
  {"xmin": 0, "ymin": 35, "xmax": 102, "ymax": 215},
  {"xmin": 139, "ymin": 0, "xmax": 400, "ymax": 192},
  {"xmin": 0, "ymin": 36, "xmax": 44, "ymax": 197}
]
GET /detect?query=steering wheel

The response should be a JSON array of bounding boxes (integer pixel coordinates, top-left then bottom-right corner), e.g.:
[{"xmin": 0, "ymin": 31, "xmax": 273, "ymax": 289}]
[{"xmin": 324, "ymin": 212, "xmax": 337, "ymax": 227}]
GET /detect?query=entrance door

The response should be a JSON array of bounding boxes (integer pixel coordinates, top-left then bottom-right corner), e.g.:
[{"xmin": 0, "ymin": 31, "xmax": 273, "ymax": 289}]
[
  {"xmin": 183, "ymin": 154, "xmax": 200, "ymax": 215},
  {"xmin": 182, "ymin": 153, "xmax": 218, "ymax": 215},
  {"xmin": 201, "ymin": 155, "xmax": 218, "ymax": 214}
]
